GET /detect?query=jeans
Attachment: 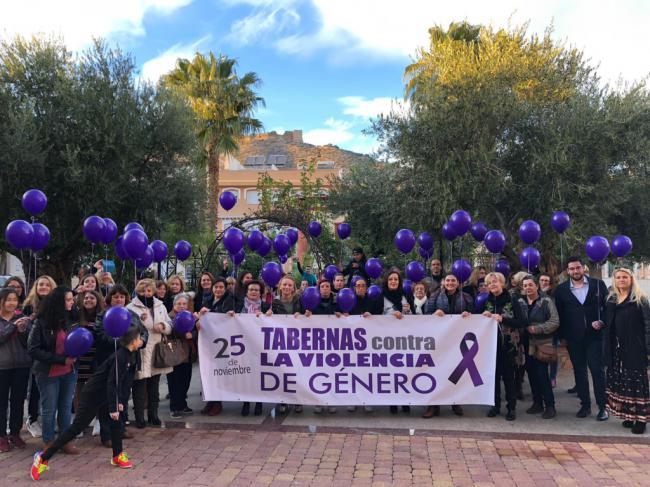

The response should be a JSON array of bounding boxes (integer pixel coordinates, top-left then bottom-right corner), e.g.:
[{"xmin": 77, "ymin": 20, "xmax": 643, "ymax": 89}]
[
  {"xmin": 526, "ymin": 354, "xmax": 555, "ymax": 408},
  {"xmin": 0, "ymin": 367, "xmax": 30, "ymax": 435},
  {"xmin": 567, "ymin": 335, "xmax": 606, "ymax": 409},
  {"xmin": 36, "ymin": 370, "xmax": 77, "ymax": 443},
  {"xmin": 42, "ymin": 390, "xmax": 122, "ymax": 460},
  {"xmin": 167, "ymin": 362, "xmax": 192, "ymax": 412}
]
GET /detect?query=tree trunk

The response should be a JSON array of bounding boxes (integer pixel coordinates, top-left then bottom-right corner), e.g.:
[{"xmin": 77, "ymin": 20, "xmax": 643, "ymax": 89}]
[{"xmin": 208, "ymin": 144, "xmax": 220, "ymax": 232}]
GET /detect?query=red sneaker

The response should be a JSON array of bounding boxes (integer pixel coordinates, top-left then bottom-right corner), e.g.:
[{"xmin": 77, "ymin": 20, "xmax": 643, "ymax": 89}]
[
  {"xmin": 30, "ymin": 451, "xmax": 49, "ymax": 481},
  {"xmin": 111, "ymin": 451, "xmax": 133, "ymax": 469}
]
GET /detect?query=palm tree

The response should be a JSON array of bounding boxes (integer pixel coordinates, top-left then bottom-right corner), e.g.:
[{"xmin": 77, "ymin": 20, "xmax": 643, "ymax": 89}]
[{"xmin": 163, "ymin": 52, "xmax": 264, "ymax": 221}]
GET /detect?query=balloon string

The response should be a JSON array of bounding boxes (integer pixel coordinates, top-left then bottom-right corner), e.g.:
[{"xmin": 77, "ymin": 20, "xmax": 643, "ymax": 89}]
[
  {"xmin": 114, "ymin": 339, "xmax": 119, "ymax": 416},
  {"xmin": 596, "ymin": 262, "xmax": 601, "ymax": 323}
]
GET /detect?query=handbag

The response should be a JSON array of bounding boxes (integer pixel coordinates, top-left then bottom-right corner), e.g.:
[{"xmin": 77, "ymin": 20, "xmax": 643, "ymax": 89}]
[
  {"xmin": 153, "ymin": 335, "xmax": 188, "ymax": 368},
  {"xmin": 533, "ymin": 341, "xmax": 558, "ymax": 363}
]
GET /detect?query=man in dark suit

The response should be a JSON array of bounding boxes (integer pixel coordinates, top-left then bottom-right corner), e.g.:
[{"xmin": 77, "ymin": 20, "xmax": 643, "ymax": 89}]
[{"xmin": 554, "ymin": 256, "xmax": 609, "ymax": 421}]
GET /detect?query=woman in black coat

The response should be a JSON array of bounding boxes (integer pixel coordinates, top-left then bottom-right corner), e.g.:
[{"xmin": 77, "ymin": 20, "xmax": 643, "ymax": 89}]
[
  {"xmin": 312, "ymin": 280, "xmax": 336, "ymax": 316},
  {"xmin": 604, "ymin": 268, "xmax": 650, "ymax": 434}
]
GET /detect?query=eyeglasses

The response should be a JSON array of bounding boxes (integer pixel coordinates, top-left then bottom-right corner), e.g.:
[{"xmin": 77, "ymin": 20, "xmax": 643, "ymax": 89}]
[{"xmin": 355, "ymin": 283, "xmax": 367, "ymax": 288}]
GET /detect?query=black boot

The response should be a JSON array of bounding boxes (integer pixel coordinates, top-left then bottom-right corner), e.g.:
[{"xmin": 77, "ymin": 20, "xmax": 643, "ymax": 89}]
[
  {"xmin": 389, "ymin": 406, "xmax": 398, "ymax": 414},
  {"xmin": 254, "ymin": 402, "xmax": 263, "ymax": 416},
  {"xmin": 632, "ymin": 421, "xmax": 646, "ymax": 434},
  {"xmin": 505, "ymin": 409, "xmax": 516, "ymax": 421},
  {"xmin": 487, "ymin": 406, "xmax": 500, "ymax": 417},
  {"xmin": 135, "ymin": 411, "xmax": 146, "ymax": 429},
  {"xmin": 241, "ymin": 402, "xmax": 250, "ymax": 416},
  {"xmin": 148, "ymin": 406, "xmax": 162, "ymax": 427}
]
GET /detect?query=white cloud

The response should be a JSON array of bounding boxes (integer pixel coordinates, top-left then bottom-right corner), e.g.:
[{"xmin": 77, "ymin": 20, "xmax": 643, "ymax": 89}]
[
  {"xmin": 303, "ymin": 117, "xmax": 355, "ymax": 146},
  {"xmin": 0, "ymin": 0, "xmax": 193, "ymax": 50},
  {"xmin": 338, "ymin": 96, "xmax": 409, "ymax": 119},
  {"xmin": 224, "ymin": 0, "xmax": 300, "ymax": 45},
  {"xmin": 228, "ymin": 0, "xmax": 650, "ymax": 83},
  {"xmin": 140, "ymin": 35, "xmax": 211, "ymax": 83}
]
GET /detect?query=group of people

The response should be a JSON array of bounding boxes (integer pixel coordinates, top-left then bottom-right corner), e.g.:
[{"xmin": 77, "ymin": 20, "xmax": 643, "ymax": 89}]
[{"xmin": 0, "ymin": 250, "xmax": 648, "ymax": 480}]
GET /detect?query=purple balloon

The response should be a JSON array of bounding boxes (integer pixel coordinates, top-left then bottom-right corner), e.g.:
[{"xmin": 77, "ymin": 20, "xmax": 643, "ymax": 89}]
[
  {"xmin": 286, "ymin": 228, "xmax": 299, "ymax": 246},
  {"xmin": 471, "ymin": 222, "xmax": 488, "ymax": 242},
  {"xmin": 417, "ymin": 231, "xmax": 434, "ymax": 250},
  {"xmin": 150, "ymin": 240, "xmax": 168, "ymax": 263},
  {"xmin": 518, "ymin": 220, "xmax": 541, "ymax": 245},
  {"xmin": 350, "ymin": 275, "xmax": 363, "ymax": 287},
  {"xmin": 232, "ymin": 249, "xmax": 246, "ymax": 266},
  {"xmin": 174, "ymin": 310, "xmax": 195, "ymax": 334},
  {"xmin": 551, "ymin": 211, "xmax": 571, "ymax": 234},
  {"xmin": 367, "ymin": 284, "xmax": 382, "ymax": 300},
  {"xmin": 442, "ymin": 222, "xmax": 457, "ymax": 241},
  {"xmin": 484, "ymin": 230, "xmax": 506, "ymax": 254},
  {"xmin": 273, "ymin": 234, "xmax": 291, "ymax": 256},
  {"xmin": 336, "ymin": 288, "xmax": 356, "ymax": 312},
  {"xmin": 124, "ymin": 222, "xmax": 144, "ymax": 233},
  {"xmin": 394, "ymin": 229, "xmax": 416, "ymax": 254},
  {"xmin": 123, "ymin": 228, "xmax": 149, "ymax": 259},
  {"xmin": 405, "ymin": 261, "xmax": 425, "ymax": 282},
  {"xmin": 519, "ymin": 247, "xmax": 541, "ymax": 271},
  {"xmin": 135, "ymin": 245, "xmax": 154, "ymax": 269},
  {"xmin": 323, "ymin": 264, "xmax": 340, "ymax": 281},
  {"xmin": 418, "ymin": 247, "xmax": 433, "ymax": 260},
  {"xmin": 247, "ymin": 230, "xmax": 264, "ymax": 251},
  {"xmin": 22, "ymin": 189, "xmax": 47, "ymax": 216},
  {"xmin": 257, "ymin": 237, "xmax": 272, "ymax": 257},
  {"xmin": 308, "ymin": 221, "xmax": 322, "ymax": 238},
  {"xmin": 174, "ymin": 240, "xmax": 192, "ymax": 261},
  {"xmin": 103, "ymin": 306, "xmax": 131, "ymax": 338},
  {"xmin": 223, "ymin": 227, "xmax": 244, "ymax": 254},
  {"xmin": 64, "ymin": 328, "xmax": 94, "ymax": 358},
  {"xmin": 585, "ymin": 236, "xmax": 610, "ymax": 262},
  {"xmin": 83, "ymin": 216, "xmax": 106, "ymax": 244},
  {"xmin": 403, "ymin": 279, "xmax": 413, "ymax": 296},
  {"xmin": 451, "ymin": 259, "xmax": 472, "ymax": 282},
  {"xmin": 495, "ymin": 259, "xmax": 511, "ymax": 277},
  {"xmin": 449, "ymin": 210, "xmax": 472, "ymax": 236},
  {"xmin": 115, "ymin": 235, "xmax": 129, "ymax": 260},
  {"xmin": 101, "ymin": 218, "xmax": 118, "ymax": 245},
  {"xmin": 611, "ymin": 235, "xmax": 633, "ymax": 258},
  {"xmin": 219, "ymin": 191, "xmax": 237, "ymax": 211},
  {"xmin": 5, "ymin": 220, "xmax": 34, "ymax": 249},
  {"xmin": 336, "ymin": 223, "xmax": 351, "ymax": 240},
  {"xmin": 365, "ymin": 258, "xmax": 383, "ymax": 279},
  {"xmin": 301, "ymin": 286, "xmax": 321, "ymax": 311},
  {"xmin": 30, "ymin": 223, "xmax": 50, "ymax": 251},
  {"xmin": 474, "ymin": 292, "xmax": 489, "ymax": 313},
  {"xmin": 261, "ymin": 262, "xmax": 283, "ymax": 287}
]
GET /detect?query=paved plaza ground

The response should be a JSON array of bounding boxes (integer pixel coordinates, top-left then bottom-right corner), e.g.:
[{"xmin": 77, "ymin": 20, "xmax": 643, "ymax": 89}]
[{"xmin": 2, "ymin": 360, "xmax": 650, "ymax": 486}]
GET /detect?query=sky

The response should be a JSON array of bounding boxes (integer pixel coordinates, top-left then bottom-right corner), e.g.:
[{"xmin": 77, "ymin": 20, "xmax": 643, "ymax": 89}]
[{"xmin": 2, "ymin": 0, "xmax": 649, "ymax": 155}]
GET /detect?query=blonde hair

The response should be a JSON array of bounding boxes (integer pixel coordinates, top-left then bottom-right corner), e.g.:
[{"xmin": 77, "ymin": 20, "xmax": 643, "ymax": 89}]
[
  {"xmin": 510, "ymin": 271, "xmax": 528, "ymax": 290},
  {"xmin": 135, "ymin": 278, "xmax": 156, "ymax": 294},
  {"xmin": 609, "ymin": 268, "xmax": 647, "ymax": 305},
  {"xmin": 166, "ymin": 274, "xmax": 186, "ymax": 292},
  {"xmin": 24, "ymin": 275, "xmax": 57, "ymax": 311},
  {"xmin": 485, "ymin": 272, "xmax": 506, "ymax": 285}
]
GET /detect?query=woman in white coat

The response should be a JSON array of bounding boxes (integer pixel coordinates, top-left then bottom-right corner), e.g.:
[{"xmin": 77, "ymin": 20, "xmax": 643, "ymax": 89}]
[{"xmin": 127, "ymin": 279, "xmax": 172, "ymax": 428}]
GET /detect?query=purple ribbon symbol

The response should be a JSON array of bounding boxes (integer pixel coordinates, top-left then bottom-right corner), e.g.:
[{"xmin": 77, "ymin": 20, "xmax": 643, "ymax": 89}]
[{"xmin": 448, "ymin": 332, "xmax": 484, "ymax": 387}]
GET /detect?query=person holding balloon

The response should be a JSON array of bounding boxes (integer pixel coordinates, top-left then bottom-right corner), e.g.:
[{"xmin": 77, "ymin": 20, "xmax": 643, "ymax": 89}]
[
  {"xmin": 23, "ymin": 276, "xmax": 57, "ymax": 318},
  {"xmin": 604, "ymin": 268, "xmax": 650, "ymax": 434},
  {"xmin": 27, "ymin": 287, "xmax": 80, "ymax": 454},
  {"xmin": 167, "ymin": 294, "xmax": 196, "ymax": 419},
  {"xmin": 554, "ymin": 256, "xmax": 609, "ymax": 421},
  {"xmin": 127, "ymin": 279, "xmax": 173, "ymax": 428},
  {"xmin": 482, "ymin": 272, "xmax": 527, "ymax": 421},
  {"xmin": 0, "ymin": 287, "xmax": 32, "ymax": 452},
  {"xmin": 342, "ymin": 247, "xmax": 368, "ymax": 285},
  {"xmin": 30, "ymin": 325, "xmax": 143, "ymax": 481},
  {"xmin": 311, "ymin": 280, "xmax": 336, "ymax": 315},
  {"xmin": 423, "ymin": 259, "xmax": 444, "ymax": 294},
  {"xmin": 348, "ymin": 277, "xmax": 383, "ymax": 316}
]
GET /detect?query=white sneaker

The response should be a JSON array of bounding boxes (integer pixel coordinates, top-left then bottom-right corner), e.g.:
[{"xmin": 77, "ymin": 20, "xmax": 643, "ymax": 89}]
[
  {"xmin": 76, "ymin": 430, "xmax": 84, "ymax": 439},
  {"xmin": 327, "ymin": 407, "xmax": 337, "ymax": 414},
  {"xmin": 26, "ymin": 419, "xmax": 42, "ymax": 438},
  {"xmin": 347, "ymin": 406, "xmax": 357, "ymax": 412},
  {"xmin": 314, "ymin": 406, "xmax": 323, "ymax": 414},
  {"xmin": 363, "ymin": 406, "xmax": 373, "ymax": 413},
  {"xmin": 92, "ymin": 419, "xmax": 100, "ymax": 437}
]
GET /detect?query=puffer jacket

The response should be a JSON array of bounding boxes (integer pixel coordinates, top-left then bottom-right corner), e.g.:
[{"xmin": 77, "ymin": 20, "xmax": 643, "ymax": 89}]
[
  {"xmin": 127, "ymin": 296, "xmax": 172, "ymax": 379},
  {"xmin": 0, "ymin": 314, "xmax": 32, "ymax": 369},
  {"xmin": 27, "ymin": 318, "xmax": 79, "ymax": 376}
]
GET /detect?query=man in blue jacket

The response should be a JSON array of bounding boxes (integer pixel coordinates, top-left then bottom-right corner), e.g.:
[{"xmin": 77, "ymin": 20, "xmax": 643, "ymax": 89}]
[{"xmin": 554, "ymin": 256, "xmax": 609, "ymax": 421}]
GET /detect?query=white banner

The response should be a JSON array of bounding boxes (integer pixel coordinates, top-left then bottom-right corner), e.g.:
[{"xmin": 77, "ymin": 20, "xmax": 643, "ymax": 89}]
[{"xmin": 198, "ymin": 313, "xmax": 497, "ymax": 406}]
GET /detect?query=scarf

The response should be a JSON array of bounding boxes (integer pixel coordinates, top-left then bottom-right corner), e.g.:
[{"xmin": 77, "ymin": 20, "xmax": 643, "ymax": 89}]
[
  {"xmin": 137, "ymin": 293, "xmax": 154, "ymax": 311},
  {"xmin": 383, "ymin": 288, "xmax": 404, "ymax": 312},
  {"xmin": 243, "ymin": 297, "xmax": 262, "ymax": 314},
  {"xmin": 413, "ymin": 296, "xmax": 427, "ymax": 315}
]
